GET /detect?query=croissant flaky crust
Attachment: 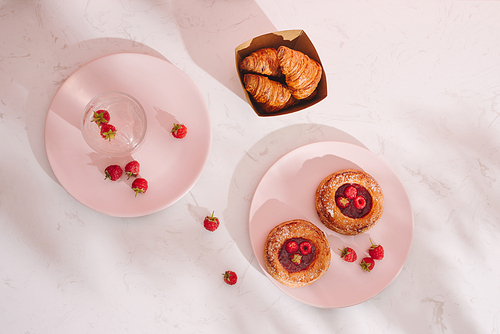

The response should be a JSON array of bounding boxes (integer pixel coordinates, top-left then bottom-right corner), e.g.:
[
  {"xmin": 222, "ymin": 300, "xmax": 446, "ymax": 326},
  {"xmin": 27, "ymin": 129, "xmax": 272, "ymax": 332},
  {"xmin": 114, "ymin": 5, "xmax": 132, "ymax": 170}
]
[
  {"xmin": 239, "ymin": 48, "xmax": 282, "ymax": 78},
  {"xmin": 277, "ymin": 46, "xmax": 322, "ymax": 100},
  {"xmin": 243, "ymin": 73, "xmax": 296, "ymax": 113},
  {"xmin": 264, "ymin": 219, "xmax": 331, "ymax": 288},
  {"xmin": 315, "ymin": 169, "xmax": 384, "ymax": 235}
]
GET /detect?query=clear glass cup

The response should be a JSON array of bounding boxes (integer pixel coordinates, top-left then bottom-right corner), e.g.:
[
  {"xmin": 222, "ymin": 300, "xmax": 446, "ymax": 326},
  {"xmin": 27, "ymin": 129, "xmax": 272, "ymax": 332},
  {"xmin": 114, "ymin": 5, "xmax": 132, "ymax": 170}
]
[{"xmin": 81, "ymin": 91, "xmax": 147, "ymax": 157}]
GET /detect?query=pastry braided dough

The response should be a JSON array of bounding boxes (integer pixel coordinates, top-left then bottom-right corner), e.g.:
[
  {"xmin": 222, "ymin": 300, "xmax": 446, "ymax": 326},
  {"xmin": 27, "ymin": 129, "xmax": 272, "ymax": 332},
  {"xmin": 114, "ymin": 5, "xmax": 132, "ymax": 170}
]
[
  {"xmin": 277, "ymin": 46, "xmax": 322, "ymax": 100},
  {"xmin": 243, "ymin": 74, "xmax": 296, "ymax": 113},
  {"xmin": 264, "ymin": 219, "xmax": 331, "ymax": 288},
  {"xmin": 315, "ymin": 169, "xmax": 384, "ymax": 235},
  {"xmin": 239, "ymin": 48, "xmax": 282, "ymax": 78}
]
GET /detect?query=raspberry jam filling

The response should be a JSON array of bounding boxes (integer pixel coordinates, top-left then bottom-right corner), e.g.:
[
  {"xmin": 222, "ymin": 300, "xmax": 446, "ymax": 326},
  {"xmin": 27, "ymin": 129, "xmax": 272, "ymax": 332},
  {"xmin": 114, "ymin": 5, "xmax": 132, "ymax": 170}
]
[
  {"xmin": 279, "ymin": 238, "xmax": 316, "ymax": 273},
  {"xmin": 334, "ymin": 183, "xmax": 373, "ymax": 218}
]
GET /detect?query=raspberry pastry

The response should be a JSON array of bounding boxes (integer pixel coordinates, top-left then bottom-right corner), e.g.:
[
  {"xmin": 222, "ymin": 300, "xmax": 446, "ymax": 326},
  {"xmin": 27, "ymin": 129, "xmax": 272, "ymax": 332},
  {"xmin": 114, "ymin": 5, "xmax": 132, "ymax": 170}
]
[
  {"xmin": 315, "ymin": 169, "xmax": 384, "ymax": 235},
  {"xmin": 264, "ymin": 219, "xmax": 331, "ymax": 288}
]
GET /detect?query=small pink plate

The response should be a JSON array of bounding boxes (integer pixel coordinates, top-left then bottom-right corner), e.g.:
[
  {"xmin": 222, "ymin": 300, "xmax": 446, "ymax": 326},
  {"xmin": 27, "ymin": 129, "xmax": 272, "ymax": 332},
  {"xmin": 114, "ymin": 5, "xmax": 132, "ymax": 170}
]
[
  {"xmin": 45, "ymin": 53, "xmax": 211, "ymax": 217},
  {"xmin": 249, "ymin": 141, "xmax": 413, "ymax": 308}
]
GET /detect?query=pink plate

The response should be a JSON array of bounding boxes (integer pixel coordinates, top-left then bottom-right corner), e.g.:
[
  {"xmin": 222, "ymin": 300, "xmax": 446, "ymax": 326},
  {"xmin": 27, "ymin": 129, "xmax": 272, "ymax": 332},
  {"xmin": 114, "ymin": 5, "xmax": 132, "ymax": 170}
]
[
  {"xmin": 249, "ymin": 141, "xmax": 413, "ymax": 308},
  {"xmin": 45, "ymin": 53, "xmax": 211, "ymax": 217}
]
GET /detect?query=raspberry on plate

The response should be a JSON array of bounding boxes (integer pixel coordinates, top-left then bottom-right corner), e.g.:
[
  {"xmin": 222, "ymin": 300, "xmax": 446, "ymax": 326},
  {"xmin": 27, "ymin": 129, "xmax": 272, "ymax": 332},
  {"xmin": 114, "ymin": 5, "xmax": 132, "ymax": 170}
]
[
  {"xmin": 171, "ymin": 123, "xmax": 187, "ymax": 139},
  {"xmin": 131, "ymin": 178, "xmax": 148, "ymax": 197},
  {"xmin": 354, "ymin": 195, "xmax": 367, "ymax": 209},
  {"xmin": 285, "ymin": 240, "xmax": 299, "ymax": 254},
  {"xmin": 104, "ymin": 165, "xmax": 122, "ymax": 181},
  {"xmin": 344, "ymin": 185, "xmax": 357, "ymax": 199},
  {"xmin": 124, "ymin": 160, "xmax": 140, "ymax": 180},
  {"xmin": 339, "ymin": 247, "xmax": 357, "ymax": 262},
  {"xmin": 299, "ymin": 241, "xmax": 312, "ymax": 255},
  {"xmin": 360, "ymin": 257, "xmax": 375, "ymax": 272},
  {"xmin": 369, "ymin": 238, "xmax": 385, "ymax": 260}
]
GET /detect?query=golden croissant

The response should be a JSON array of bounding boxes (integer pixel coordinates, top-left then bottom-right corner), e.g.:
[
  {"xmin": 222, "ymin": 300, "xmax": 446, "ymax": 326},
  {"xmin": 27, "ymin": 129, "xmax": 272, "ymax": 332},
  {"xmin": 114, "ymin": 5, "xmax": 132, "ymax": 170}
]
[
  {"xmin": 244, "ymin": 74, "xmax": 296, "ymax": 113},
  {"xmin": 277, "ymin": 46, "xmax": 322, "ymax": 100},
  {"xmin": 240, "ymin": 48, "xmax": 282, "ymax": 78}
]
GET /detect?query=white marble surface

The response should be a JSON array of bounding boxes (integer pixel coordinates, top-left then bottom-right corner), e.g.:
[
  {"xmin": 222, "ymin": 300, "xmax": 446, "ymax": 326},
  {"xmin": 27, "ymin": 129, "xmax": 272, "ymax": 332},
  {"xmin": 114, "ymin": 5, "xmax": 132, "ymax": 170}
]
[{"xmin": 1, "ymin": 0, "xmax": 499, "ymax": 333}]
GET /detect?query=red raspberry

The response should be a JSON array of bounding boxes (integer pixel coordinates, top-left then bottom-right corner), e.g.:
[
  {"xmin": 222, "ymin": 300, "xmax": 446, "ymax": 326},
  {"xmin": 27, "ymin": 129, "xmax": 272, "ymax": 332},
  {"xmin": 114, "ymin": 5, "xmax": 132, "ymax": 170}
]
[
  {"xmin": 354, "ymin": 196, "xmax": 367, "ymax": 209},
  {"xmin": 131, "ymin": 178, "xmax": 148, "ymax": 197},
  {"xmin": 124, "ymin": 160, "xmax": 140, "ymax": 180},
  {"xmin": 290, "ymin": 253, "xmax": 302, "ymax": 265},
  {"xmin": 285, "ymin": 240, "xmax": 299, "ymax": 254},
  {"xmin": 223, "ymin": 271, "xmax": 237, "ymax": 285},
  {"xmin": 299, "ymin": 241, "xmax": 312, "ymax": 255},
  {"xmin": 100, "ymin": 123, "xmax": 117, "ymax": 141},
  {"xmin": 336, "ymin": 196, "xmax": 350, "ymax": 209},
  {"xmin": 344, "ymin": 185, "xmax": 357, "ymax": 199},
  {"xmin": 369, "ymin": 238, "xmax": 385, "ymax": 260},
  {"xmin": 203, "ymin": 211, "xmax": 220, "ymax": 232},
  {"xmin": 360, "ymin": 257, "xmax": 375, "ymax": 272},
  {"xmin": 339, "ymin": 247, "xmax": 357, "ymax": 262},
  {"xmin": 104, "ymin": 165, "xmax": 122, "ymax": 181},
  {"xmin": 171, "ymin": 123, "xmax": 187, "ymax": 139}
]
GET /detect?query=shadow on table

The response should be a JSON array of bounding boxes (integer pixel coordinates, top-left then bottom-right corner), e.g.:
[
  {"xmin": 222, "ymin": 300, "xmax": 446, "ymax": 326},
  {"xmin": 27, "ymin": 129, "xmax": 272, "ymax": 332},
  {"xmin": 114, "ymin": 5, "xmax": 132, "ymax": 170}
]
[
  {"xmin": 171, "ymin": 0, "xmax": 276, "ymax": 101},
  {"xmin": 224, "ymin": 123, "xmax": 367, "ymax": 274}
]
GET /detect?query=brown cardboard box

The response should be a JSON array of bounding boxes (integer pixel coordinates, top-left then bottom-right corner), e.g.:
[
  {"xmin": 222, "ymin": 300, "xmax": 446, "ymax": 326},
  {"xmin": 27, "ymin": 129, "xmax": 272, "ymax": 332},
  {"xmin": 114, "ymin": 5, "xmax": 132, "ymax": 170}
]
[{"xmin": 235, "ymin": 30, "xmax": 327, "ymax": 117}]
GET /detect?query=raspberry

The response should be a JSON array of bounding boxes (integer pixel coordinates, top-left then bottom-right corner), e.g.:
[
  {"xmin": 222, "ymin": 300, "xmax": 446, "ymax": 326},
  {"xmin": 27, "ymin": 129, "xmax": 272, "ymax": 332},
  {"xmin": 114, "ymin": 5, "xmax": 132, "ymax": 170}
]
[
  {"xmin": 369, "ymin": 238, "xmax": 384, "ymax": 260},
  {"xmin": 285, "ymin": 240, "xmax": 299, "ymax": 254},
  {"xmin": 291, "ymin": 253, "xmax": 302, "ymax": 265},
  {"xmin": 299, "ymin": 241, "xmax": 312, "ymax": 255},
  {"xmin": 360, "ymin": 257, "xmax": 375, "ymax": 272},
  {"xmin": 339, "ymin": 247, "xmax": 357, "ymax": 262},
  {"xmin": 336, "ymin": 196, "xmax": 350, "ymax": 208},
  {"xmin": 354, "ymin": 196, "xmax": 366, "ymax": 209},
  {"xmin": 344, "ymin": 185, "xmax": 357, "ymax": 199},
  {"xmin": 223, "ymin": 271, "xmax": 237, "ymax": 285},
  {"xmin": 104, "ymin": 165, "xmax": 122, "ymax": 181}
]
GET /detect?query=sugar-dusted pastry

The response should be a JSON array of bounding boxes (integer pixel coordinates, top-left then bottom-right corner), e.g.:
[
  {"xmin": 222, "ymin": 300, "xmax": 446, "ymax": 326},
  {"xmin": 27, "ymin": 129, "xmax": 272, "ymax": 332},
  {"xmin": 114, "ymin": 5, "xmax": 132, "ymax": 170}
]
[
  {"xmin": 243, "ymin": 73, "xmax": 296, "ymax": 113},
  {"xmin": 264, "ymin": 219, "xmax": 331, "ymax": 288},
  {"xmin": 277, "ymin": 45, "xmax": 322, "ymax": 100},
  {"xmin": 315, "ymin": 169, "xmax": 384, "ymax": 235},
  {"xmin": 239, "ymin": 48, "xmax": 282, "ymax": 78}
]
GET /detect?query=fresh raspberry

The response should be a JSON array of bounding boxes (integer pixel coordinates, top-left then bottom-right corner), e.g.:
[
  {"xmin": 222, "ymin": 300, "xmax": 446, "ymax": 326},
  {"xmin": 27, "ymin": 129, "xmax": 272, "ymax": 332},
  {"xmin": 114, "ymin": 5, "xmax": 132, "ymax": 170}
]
[
  {"xmin": 360, "ymin": 257, "xmax": 375, "ymax": 272},
  {"xmin": 124, "ymin": 160, "xmax": 140, "ymax": 180},
  {"xmin": 368, "ymin": 238, "xmax": 384, "ymax": 260},
  {"xmin": 339, "ymin": 247, "xmax": 357, "ymax": 262},
  {"xmin": 203, "ymin": 211, "xmax": 220, "ymax": 232},
  {"xmin": 223, "ymin": 271, "xmax": 237, "ymax": 285},
  {"xmin": 171, "ymin": 123, "xmax": 187, "ymax": 139},
  {"xmin": 299, "ymin": 241, "xmax": 312, "ymax": 255},
  {"xmin": 354, "ymin": 195, "xmax": 367, "ymax": 210},
  {"xmin": 285, "ymin": 240, "xmax": 299, "ymax": 254},
  {"xmin": 344, "ymin": 185, "xmax": 357, "ymax": 199},
  {"xmin": 91, "ymin": 109, "xmax": 110, "ymax": 126},
  {"xmin": 336, "ymin": 196, "xmax": 350, "ymax": 209},
  {"xmin": 291, "ymin": 253, "xmax": 302, "ymax": 265},
  {"xmin": 131, "ymin": 178, "xmax": 148, "ymax": 197},
  {"xmin": 104, "ymin": 165, "xmax": 122, "ymax": 181},
  {"xmin": 100, "ymin": 123, "xmax": 117, "ymax": 141}
]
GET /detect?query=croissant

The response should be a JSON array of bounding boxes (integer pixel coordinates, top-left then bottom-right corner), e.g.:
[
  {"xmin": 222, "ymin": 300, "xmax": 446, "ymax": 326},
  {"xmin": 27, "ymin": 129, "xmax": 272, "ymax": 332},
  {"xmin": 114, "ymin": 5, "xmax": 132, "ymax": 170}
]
[
  {"xmin": 277, "ymin": 46, "xmax": 322, "ymax": 100},
  {"xmin": 244, "ymin": 74, "xmax": 296, "ymax": 113},
  {"xmin": 239, "ymin": 48, "xmax": 282, "ymax": 78}
]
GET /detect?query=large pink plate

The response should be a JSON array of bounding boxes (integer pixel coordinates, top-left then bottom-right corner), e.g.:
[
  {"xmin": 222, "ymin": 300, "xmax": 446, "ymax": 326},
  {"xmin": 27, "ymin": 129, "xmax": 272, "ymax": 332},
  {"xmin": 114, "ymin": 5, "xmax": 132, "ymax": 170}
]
[
  {"xmin": 249, "ymin": 141, "xmax": 413, "ymax": 308},
  {"xmin": 45, "ymin": 53, "xmax": 211, "ymax": 217}
]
